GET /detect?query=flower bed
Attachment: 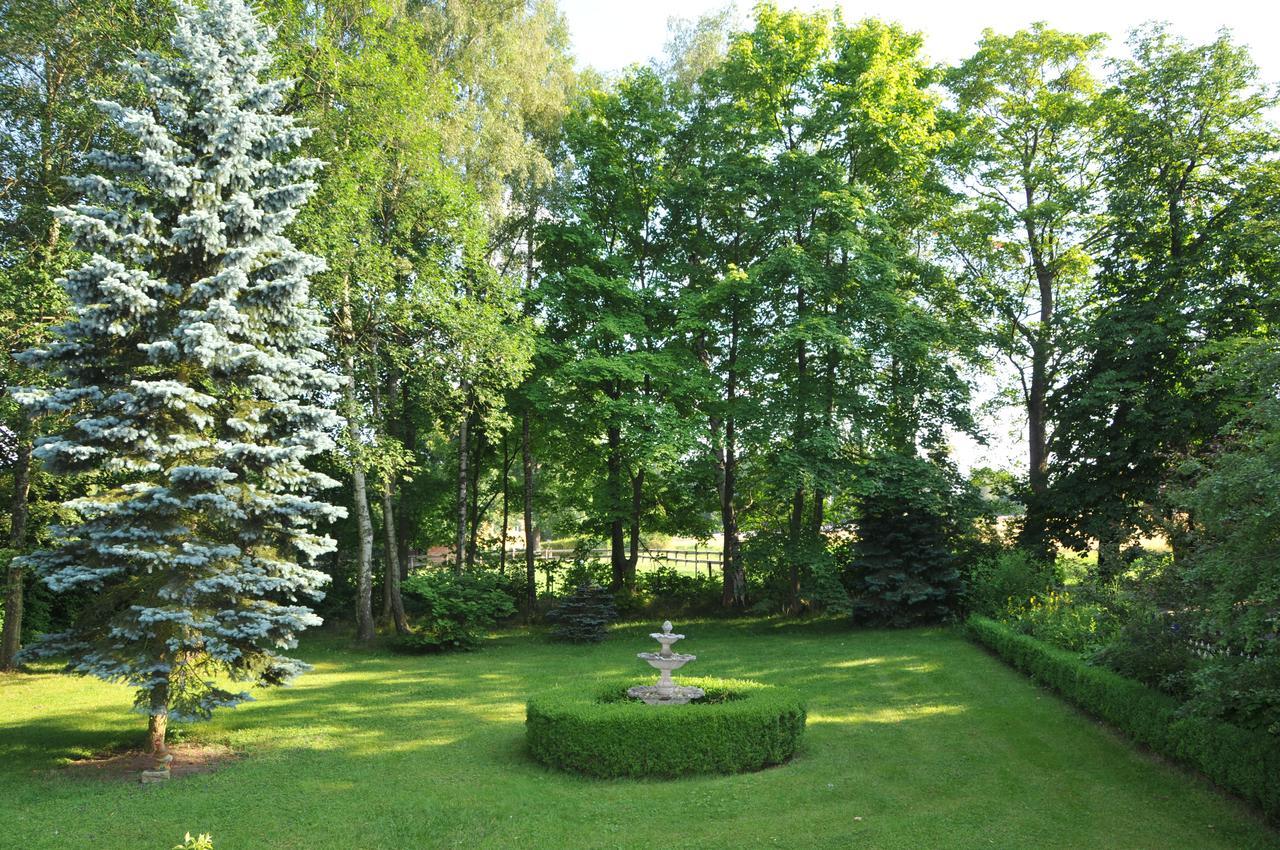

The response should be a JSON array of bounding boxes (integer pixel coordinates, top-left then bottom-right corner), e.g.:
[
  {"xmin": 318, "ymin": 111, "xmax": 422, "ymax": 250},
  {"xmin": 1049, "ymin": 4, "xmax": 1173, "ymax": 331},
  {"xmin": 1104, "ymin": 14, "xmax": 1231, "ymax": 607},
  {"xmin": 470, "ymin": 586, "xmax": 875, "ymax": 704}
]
[{"xmin": 525, "ymin": 677, "xmax": 806, "ymax": 778}]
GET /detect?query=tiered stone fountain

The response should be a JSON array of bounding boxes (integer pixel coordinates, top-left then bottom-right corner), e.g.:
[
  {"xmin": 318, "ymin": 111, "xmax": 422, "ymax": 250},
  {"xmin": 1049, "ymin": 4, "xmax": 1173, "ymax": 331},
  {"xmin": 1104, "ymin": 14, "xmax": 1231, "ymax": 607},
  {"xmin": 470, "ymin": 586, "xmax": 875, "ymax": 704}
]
[{"xmin": 627, "ymin": 621, "xmax": 705, "ymax": 705}]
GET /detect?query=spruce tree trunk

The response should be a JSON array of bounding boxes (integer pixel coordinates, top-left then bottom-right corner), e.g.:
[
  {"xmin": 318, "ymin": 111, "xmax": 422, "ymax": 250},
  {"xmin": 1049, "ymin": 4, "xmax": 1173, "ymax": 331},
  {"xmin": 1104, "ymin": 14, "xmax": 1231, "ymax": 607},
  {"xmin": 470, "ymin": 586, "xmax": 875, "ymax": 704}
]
[
  {"xmin": 147, "ymin": 678, "xmax": 170, "ymax": 756},
  {"xmin": 455, "ymin": 404, "xmax": 468, "ymax": 574},
  {"xmin": 522, "ymin": 411, "xmax": 536, "ymax": 616},
  {"xmin": 0, "ymin": 414, "xmax": 32, "ymax": 670}
]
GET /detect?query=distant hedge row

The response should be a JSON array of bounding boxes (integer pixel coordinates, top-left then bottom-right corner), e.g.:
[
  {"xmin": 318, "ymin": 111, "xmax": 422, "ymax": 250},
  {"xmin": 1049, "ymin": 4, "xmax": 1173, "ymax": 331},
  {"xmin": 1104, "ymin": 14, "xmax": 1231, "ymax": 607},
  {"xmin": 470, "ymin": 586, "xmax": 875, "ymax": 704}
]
[
  {"xmin": 968, "ymin": 615, "xmax": 1280, "ymax": 820},
  {"xmin": 526, "ymin": 677, "xmax": 806, "ymax": 778}
]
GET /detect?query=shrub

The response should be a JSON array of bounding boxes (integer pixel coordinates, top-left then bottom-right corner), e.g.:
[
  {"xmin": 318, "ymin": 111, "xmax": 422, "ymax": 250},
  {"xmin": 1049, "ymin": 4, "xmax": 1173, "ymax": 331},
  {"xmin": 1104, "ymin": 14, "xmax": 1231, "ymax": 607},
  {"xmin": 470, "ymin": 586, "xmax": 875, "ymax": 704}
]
[
  {"xmin": 397, "ymin": 570, "xmax": 516, "ymax": 652},
  {"xmin": 740, "ymin": 531, "xmax": 849, "ymax": 615},
  {"xmin": 1092, "ymin": 610, "xmax": 1195, "ymax": 699},
  {"xmin": 557, "ymin": 559, "xmax": 611, "ymax": 595},
  {"xmin": 968, "ymin": 615, "xmax": 1280, "ymax": 821},
  {"xmin": 963, "ymin": 549, "xmax": 1059, "ymax": 617},
  {"xmin": 635, "ymin": 565, "xmax": 722, "ymax": 613},
  {"xmin": 546, "ymin": 583, "xmax": 617, "ymax": 643},
  {"xmin": 1186, "ymin": 655, "xmax": 1280, "ymax": 735},
  {"xmin": 1003, "ymin": 590, "xmax": 1119, "ymax": 655},
  {"xmin": 526, "ymin": 677, "xmax": 806, "ymax": 778},
  {"xmin": 492, "ymin": 568, "xmax": 531, "ymax": 611},
  {"xmin": 1169, "ymin": 343, "xmax": 1280, "ymax": 737},
  {"xmin": 841, "ymin": 453, "xmax": 967, "ymax": 626}
]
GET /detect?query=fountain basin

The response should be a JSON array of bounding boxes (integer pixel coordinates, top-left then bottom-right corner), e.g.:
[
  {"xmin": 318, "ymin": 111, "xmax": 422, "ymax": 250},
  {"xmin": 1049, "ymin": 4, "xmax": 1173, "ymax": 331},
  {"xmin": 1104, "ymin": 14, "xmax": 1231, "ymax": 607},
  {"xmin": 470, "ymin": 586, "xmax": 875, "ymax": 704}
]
[{"xmin": 627, "ymin": 682, "xmax": 706, "ymax": 705}]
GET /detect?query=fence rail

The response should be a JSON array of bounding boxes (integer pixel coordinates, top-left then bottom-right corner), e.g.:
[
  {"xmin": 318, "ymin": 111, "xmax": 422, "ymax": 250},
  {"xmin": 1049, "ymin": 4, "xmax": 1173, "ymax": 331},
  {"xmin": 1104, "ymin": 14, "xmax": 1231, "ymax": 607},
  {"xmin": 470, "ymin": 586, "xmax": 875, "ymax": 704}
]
[{"xmin": 411, "ymin": 546, "xmax": 724, "ymax": 577}]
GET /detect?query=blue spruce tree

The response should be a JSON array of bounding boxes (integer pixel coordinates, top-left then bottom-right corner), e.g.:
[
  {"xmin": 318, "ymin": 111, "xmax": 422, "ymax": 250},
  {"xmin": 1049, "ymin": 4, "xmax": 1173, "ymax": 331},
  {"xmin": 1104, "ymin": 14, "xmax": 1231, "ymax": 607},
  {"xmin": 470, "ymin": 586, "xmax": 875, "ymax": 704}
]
[{"xmin": 13, "ymin": 0, "xmax": 344, "ymax": 760}]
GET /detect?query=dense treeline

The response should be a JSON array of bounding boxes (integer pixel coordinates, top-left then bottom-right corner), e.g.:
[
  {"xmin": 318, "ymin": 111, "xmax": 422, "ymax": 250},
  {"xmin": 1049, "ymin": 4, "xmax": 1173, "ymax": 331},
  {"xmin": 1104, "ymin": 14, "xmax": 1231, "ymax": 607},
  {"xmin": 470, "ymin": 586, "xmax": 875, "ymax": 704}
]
[{"xmin": 2, "ymin": 1, "xmax": 1279, "ymax": 734}]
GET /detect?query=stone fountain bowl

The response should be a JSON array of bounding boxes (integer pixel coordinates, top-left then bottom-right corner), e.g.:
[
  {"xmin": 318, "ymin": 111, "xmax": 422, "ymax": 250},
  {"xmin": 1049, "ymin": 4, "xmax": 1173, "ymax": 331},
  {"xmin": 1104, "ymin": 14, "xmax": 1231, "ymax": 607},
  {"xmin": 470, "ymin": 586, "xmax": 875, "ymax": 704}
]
[{"xmin": 526, "ymin": 677, "xmax": 806, "ymax": 779}]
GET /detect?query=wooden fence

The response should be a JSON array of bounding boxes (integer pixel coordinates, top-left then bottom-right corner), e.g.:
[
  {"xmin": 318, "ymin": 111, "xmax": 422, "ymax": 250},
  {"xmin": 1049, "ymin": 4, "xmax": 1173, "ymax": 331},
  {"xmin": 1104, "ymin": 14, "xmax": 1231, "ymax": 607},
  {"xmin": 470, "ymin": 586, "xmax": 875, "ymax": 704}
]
[{"xmin": 412, "ymin": 546, "xmax": 724, "ymax": 578}]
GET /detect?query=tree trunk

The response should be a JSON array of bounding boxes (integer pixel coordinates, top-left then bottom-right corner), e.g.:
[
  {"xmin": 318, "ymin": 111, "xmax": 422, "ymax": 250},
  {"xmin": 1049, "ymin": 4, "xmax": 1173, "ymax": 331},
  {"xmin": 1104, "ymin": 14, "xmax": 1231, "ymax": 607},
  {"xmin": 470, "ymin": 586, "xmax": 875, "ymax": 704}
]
[
  {"xmin": 397, "ymin": 379, "xmax": 414, "ymax": 581},
  {"xmin": 626, "ymin": 468, "xmax": 644, "ymax": 584},
  {"xmin": 1020, "ymin": 193, "xmax": 1056, "ymax": 564},
  {"xmin": 1023, "ymin": 349, "xmax": 1052, "ymax": 561},
  {"xmin": 147, "ymin": 677, "xmax": 170, "ymax": 756},
  {"xmin": 788, "ymin": 487, "xmax": 805, "ymax": 614},
  {"xmin": 348, "ymin": 394, "xmax": 375, "ymax": 643},
  {"xmin": 340, "ymin": 286, "xmax": 375, "ymax": 643},
  {"xmin": 466, "ymin": 427, "xmax": 483, "ymax": 569},
  {"xmin": 0, "ymin": 413, "xmax": 33, "ymax": 671},
  {"xmin": 810, "ymin": 349, "xmax": 835, "ymax": 538},
  {"xmin": 455, "ymin": 404, "xmax": 469, "ymax": 574},
  {"xmin": 499, "ymin": 438, "xmax": 510, "ymax": 575},
  {"xmin": 522, "ymin": 411, "xmax": 536, "ymax": 616},
  {"xmin": 381, "ymin": 533, "xmax": 392, "ymax": 622},
  {"xmin": 789, "ymin": 276, "xmax": 808, "ymax": 614},
  {"xmin": 0, "ymin": 563, "xmax": 24, "ymax": 672},
  {"xmin": 380, "ymin": 480, "xmax": 408, "ymax": 634},
  {"xmin": 371, "ymin": 359, "xmax": 397, "ymax": 625},
  {"xmin": 607, "ymin": 416, "xmax": 627, "ymax": 590},
  {"xmin": 1097, "ymin": 525, "xmax": 1124, "ymax": 581},
  {"xmin": 713, "ymin": 414, "xmax": 745, "ymax": 608},
  {"xmin": 720, "ymin": 316, "xmax": 746, "ymax": 608}
]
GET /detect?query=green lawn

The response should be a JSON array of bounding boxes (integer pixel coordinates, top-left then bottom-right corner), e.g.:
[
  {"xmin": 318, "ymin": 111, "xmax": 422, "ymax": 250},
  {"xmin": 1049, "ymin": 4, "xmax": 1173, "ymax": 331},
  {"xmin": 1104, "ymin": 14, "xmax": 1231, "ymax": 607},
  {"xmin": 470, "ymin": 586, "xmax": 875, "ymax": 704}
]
[{"xmin": 1, "ymin": 620, "xmax": 1276, "ymax": 849}]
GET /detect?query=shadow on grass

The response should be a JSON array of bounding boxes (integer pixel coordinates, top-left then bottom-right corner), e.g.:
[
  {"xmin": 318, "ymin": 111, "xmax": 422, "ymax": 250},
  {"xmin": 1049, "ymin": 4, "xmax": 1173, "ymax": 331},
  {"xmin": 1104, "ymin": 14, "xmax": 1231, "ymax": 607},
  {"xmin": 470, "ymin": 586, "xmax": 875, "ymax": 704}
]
[{"xmin": 0, "ymin": 705, "xmax": 143, "ymax": 766}]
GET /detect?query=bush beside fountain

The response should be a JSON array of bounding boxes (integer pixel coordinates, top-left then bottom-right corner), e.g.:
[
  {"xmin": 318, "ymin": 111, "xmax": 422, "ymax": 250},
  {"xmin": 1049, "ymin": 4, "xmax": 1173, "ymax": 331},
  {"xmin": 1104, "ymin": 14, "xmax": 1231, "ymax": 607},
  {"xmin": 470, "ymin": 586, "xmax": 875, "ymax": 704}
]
[{"xmin": 525, "ymin": 622, "xmax": 806, "ymax": 778}]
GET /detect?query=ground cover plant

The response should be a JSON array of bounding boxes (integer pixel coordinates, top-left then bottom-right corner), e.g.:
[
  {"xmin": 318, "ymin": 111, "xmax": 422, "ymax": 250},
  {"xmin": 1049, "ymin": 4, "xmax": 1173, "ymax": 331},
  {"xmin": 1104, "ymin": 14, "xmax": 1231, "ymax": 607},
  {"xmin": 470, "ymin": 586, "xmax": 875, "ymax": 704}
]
[{"xmin": 2, "ymin": 621, "xmax": 1278, "ymax": 850}]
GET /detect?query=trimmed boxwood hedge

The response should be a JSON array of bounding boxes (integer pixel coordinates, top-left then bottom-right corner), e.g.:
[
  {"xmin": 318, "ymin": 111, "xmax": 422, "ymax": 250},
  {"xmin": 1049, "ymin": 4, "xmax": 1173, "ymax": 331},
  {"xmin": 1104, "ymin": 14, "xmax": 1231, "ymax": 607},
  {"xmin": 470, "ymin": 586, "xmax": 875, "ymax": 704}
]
[
  {"xmin": 969, "ymin": 615, "xmax": 1280, "ymax": 821},
  {"xmin": 526, "ymin": 676, "xmax": 806, "ymax": 778}
]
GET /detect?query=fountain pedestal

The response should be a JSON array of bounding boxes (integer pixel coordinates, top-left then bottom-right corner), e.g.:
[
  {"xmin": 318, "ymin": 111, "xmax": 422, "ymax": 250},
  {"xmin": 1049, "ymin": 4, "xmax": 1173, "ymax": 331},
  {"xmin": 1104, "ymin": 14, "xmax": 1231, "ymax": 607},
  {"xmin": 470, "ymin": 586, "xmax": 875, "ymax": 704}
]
[{"xmin": 627, "ymin": 621, "xmax": 705, "ymax": 705}]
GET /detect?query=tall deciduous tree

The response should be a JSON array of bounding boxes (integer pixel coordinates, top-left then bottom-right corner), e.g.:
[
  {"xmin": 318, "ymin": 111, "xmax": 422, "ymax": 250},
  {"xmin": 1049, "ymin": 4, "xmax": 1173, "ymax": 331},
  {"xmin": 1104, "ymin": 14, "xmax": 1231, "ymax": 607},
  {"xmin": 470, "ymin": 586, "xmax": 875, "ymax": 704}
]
[
  {"xmin": 668, "ymin": 6, "xmax": 968, "ymax": 610},
  {"xmin": 13, "ymin": 0, "xmax": 343, "ymax": 757},
  {"xmin": 1050, "ymin": 26, "xmax": 1280, "ymax": 570},
  {"xmin": 539, "ymin": 67, "xmax": 696, "ymax": 590},
  {"xmin": 943, "ymin": 25, "xmax": 1106, "ymax": 560}
]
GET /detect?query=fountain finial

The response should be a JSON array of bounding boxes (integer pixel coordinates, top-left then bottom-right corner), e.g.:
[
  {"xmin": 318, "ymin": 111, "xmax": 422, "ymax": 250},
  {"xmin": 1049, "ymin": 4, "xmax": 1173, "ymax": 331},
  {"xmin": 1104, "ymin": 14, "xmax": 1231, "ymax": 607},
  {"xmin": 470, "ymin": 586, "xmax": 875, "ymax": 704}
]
[{"xmin": 627, "ymin": 621, "xmax": 706, "ymax": 705}]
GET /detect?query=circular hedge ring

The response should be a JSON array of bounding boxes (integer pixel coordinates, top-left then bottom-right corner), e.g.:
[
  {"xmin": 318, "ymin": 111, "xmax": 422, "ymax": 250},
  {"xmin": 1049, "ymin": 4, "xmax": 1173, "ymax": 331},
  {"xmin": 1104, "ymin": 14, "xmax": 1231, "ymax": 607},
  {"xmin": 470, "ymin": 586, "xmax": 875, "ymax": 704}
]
[{"xmin": 526, "ymin": 676, "xmax": 806, "ymax": 778}]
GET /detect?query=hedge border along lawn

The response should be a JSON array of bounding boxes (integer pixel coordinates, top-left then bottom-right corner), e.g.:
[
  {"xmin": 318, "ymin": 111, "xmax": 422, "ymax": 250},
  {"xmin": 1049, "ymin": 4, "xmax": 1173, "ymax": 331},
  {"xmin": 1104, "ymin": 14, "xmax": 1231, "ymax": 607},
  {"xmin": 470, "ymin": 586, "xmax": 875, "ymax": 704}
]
[
  {"xmin": 968, "ymin": 614, "xmax": 1280, "ymax": 821},
  {"xmin": 525, "ymin": 676, "xmax": 806, "ymax": 778}
]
